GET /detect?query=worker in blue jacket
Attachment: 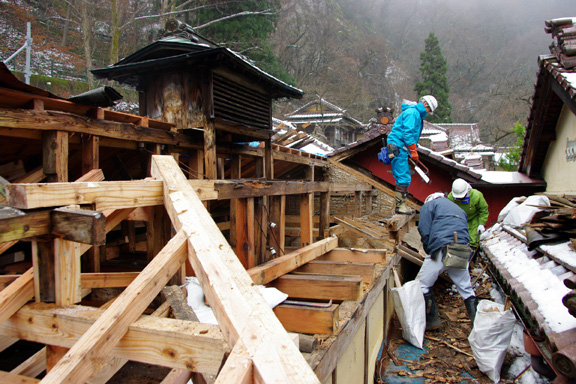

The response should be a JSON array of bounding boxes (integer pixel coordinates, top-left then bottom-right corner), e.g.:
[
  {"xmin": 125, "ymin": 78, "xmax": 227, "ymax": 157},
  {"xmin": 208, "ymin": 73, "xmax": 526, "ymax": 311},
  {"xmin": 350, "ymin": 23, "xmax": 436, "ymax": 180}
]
[
  {"xmin": 416, "ymin": 192, "xmax": 478, "ymax": 331},
  {"xmin": 387, "ymin": 95, "xmax": 437, "ymax": 214}
]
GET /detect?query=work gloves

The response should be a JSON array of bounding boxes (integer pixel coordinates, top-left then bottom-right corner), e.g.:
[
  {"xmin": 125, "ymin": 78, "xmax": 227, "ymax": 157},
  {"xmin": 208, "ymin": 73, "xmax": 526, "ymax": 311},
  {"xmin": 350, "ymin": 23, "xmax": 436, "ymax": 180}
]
[
  {"xmin": 477, "ymin": 225, "xmax": 485, "ymax": 235},
  {"xmin": 408, "ymin": 143, "xmax": 419, "ymax": 162}
]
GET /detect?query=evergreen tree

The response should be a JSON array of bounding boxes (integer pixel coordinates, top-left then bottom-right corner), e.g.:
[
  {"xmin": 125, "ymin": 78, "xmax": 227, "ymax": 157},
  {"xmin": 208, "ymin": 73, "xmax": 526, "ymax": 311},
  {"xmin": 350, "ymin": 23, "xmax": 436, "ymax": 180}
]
[{"xmin": 414, "ymin": 32, "xmax": 452, "ymax": 123}]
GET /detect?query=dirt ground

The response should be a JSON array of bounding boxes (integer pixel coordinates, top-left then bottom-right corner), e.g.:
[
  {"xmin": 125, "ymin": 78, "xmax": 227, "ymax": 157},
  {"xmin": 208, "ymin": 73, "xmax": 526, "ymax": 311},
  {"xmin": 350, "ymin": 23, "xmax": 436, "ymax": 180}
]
[{"xmin": 374, "ymin": 260, "xmax": 538, "ymax": 384}]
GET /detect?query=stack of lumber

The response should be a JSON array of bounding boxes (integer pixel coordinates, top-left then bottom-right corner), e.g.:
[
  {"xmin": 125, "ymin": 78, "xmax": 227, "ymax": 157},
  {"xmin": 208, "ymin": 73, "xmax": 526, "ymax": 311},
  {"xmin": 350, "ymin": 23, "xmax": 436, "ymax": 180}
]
[{"xmin": 546, "ymin": 17, "xmax": 576, "ymax": 68}]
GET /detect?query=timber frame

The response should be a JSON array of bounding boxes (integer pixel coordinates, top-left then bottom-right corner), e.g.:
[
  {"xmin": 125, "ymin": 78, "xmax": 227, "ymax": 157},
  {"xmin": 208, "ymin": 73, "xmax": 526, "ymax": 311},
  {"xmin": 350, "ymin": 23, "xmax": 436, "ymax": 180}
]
[{"xmin": 0, "ymin": 60, "xmax": 415, "ymax": 383}]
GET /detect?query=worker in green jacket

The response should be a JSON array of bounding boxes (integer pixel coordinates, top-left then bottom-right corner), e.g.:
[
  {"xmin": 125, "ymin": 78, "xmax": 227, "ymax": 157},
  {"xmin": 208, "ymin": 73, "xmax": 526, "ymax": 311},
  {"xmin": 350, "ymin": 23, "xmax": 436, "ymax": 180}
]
[{"xmin": 447, "ymin": 179, "xmax": 489, "ymax": 250}]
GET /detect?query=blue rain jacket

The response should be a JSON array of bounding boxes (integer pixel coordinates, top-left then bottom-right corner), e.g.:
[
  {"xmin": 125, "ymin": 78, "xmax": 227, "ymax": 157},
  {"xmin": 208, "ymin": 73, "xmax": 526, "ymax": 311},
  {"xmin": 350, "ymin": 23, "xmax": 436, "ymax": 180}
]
[
  {"xmin": 418, "ymin": 197, "xmax": 470, "ymax": 256},
  {"xmin": 387, "ymin": 103, "xmax": 428, "ymax": 187}
]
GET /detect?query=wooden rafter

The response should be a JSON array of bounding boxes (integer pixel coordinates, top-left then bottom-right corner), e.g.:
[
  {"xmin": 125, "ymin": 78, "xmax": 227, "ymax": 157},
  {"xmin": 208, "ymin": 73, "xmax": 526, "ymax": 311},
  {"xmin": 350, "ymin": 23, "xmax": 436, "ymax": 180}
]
[{"xmin": 150, "ymin": 155, "xmax": 320, "ymax": 384}]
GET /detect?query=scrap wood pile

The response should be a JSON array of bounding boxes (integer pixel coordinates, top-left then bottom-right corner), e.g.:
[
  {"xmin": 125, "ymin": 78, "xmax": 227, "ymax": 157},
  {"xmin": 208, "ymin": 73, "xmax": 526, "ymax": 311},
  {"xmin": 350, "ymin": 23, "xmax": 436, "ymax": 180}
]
[
  {"xmin": 376, "ymin": 261, "xmax": 532, "ymax": 384},
  {"xmin": 526, "ymin": 194, "xmax": 576, "ymax": 251}
]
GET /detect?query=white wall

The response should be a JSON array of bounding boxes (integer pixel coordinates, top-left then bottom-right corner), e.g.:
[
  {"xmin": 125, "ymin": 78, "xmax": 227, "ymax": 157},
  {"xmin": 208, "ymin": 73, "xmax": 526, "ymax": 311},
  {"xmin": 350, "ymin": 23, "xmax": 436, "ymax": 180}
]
[{"xmin": 542, "ymin": 104, "xmax": 576, "ymax": 193}]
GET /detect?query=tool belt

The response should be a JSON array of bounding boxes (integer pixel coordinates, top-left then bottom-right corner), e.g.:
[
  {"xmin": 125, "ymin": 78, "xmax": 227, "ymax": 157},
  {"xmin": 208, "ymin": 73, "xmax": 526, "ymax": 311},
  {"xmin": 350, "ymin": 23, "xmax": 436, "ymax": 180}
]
[{"xmin": 441, "ymin": 243, "xmax": 471, "ymax": 269}]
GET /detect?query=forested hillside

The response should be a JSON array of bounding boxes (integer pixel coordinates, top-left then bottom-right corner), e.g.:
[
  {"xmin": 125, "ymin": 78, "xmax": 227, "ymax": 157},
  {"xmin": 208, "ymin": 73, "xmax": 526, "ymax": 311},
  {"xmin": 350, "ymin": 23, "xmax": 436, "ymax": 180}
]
[{"xmin": 1, "ymin": 0, "xmax": 573, "ymax": 146}]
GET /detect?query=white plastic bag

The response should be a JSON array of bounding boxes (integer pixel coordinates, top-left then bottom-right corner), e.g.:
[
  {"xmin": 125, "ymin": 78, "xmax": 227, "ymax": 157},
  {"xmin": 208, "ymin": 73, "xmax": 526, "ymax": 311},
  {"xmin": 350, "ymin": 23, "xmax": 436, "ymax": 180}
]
[
  {"xmin": 468, "ymin": 300, "xmax": 516, "ymax": 383},
  {"xmin": 391, "ymin": 279, "xmax": 426, "ymax": 349}
]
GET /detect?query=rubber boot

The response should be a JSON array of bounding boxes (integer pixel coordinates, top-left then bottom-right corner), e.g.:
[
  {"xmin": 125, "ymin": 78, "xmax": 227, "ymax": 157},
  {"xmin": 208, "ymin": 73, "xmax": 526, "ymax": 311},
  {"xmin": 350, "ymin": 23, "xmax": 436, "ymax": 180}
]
[
  {"xmin": 465, "ymin": 296, "xmax": 479, "ymax": 325},
  {"xmin": 395, "ymin": 186, "xmax": 414, "ymax": 215},
  {"xmin": 424, "ymin": 292, "xmax": 441, "ymax": 331}
]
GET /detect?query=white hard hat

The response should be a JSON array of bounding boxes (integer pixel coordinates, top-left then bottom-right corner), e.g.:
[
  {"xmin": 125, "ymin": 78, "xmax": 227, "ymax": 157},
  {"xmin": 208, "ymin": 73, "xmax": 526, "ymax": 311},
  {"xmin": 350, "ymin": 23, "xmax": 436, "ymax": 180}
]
[
  {"xmin": 424, "ymin": 192, "xmax": 444, "ymax": 204},
  {"xmin": 452, "ymin": 178, "xmax": 471, "ymax": 199},
  {"xmin": 419, "ymin": 95, "xmax": 438, "ymax": 114}
]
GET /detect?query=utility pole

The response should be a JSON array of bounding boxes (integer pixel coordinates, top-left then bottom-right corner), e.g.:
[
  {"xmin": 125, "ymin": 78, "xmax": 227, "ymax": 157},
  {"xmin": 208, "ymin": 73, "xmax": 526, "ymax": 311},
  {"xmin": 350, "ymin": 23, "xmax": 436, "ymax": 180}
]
[{"xmin": 4, "ymin": 22, "xmax": 33, "ymax": 84}]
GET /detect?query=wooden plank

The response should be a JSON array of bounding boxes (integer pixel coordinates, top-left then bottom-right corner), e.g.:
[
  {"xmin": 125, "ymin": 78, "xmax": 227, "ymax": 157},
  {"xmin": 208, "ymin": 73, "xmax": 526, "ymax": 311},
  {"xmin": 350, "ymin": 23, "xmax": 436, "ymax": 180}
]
[
  {"xmin": 160, "ymin": 369, "xmax": 192, "ymax": 384},
  {"xmin": 319, "ymin": 248, "xmax": 387, "ymax": 264},
  {"xmin": 0, "ymin": 303, "xmax": 228, "ymax": 375},
  {"xmin": 0, "ymin": 267, "xmax": 33, "ymax": 324},
  {"xmin": 295, "ymin": 260, "xmax": 376, "ymax": 286},
  {"xmin": 334, "ymin": 216, "xmax": 383, "ymax": 238},
  {"xmin": 40, "ymin": 230, "xmax": 188, "ymax": 383},
  {"xmin": 11, "ymin": 347, "xmax": 46, "ymax": 378},
  {"xmin": 387, "ymin": 213, "xmax": 414, "ymax": 232},
  {"xmin": 311, "ymin": 254, "xmax": 400, "ymax": 383},
  {"xmin": 51, "ymin": 207, "xmax": 106, "ymax": 245},
  {"xmin": 271, "ymin": 274, "xmax": 363, "ymax": 301},
  {"xmin": 7, "ymin": 180, "xmax": 217, "ymax": 210},
  {"xmin": 248, "ymin": 237, "xmax": 338, "ymax": 285},
  {"xmin": 150, "ymin": 155, "xmax": 320, "ymax": 384},
  {"xmin": 80, "ymin": 272, "xmax": 139, "ymax": 288},
  {"xmin": 274, "ymin": 304, "xmax": 339, "ymax": 335},
  {"xmin": 0, "ymin": 371, "xmax": 40, "ymax": 383}
]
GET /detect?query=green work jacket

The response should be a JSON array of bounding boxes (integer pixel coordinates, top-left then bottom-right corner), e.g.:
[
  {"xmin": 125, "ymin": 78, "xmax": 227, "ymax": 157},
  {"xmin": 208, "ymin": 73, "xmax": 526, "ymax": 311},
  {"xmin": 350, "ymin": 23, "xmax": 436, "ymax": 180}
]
[{"xmin": 447, "ymin": 188, "xmax": 489, "ymax": 247}]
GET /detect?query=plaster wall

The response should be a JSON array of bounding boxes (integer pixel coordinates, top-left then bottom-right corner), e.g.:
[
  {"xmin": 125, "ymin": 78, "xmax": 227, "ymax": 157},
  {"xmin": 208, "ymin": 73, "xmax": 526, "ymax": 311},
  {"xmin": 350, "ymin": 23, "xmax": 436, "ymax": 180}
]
[{"xmin": 542, "ymin": 105, "xmax": 576, "ymax": 193}]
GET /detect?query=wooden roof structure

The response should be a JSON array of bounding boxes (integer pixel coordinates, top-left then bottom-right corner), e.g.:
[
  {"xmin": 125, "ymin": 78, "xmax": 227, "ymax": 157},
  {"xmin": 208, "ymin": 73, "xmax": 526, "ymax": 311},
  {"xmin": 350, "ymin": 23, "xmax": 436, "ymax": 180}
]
[{"xmin": 0, "ymin": 35, "xmax": 411, "ymax": 383}]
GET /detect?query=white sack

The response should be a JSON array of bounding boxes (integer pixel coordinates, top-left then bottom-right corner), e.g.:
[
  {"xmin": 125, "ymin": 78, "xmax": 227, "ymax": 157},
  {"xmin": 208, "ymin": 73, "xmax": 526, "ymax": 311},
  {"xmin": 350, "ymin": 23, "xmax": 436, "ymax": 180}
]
[
  {"xmin": 501, "ymin": 195, "xmax": 550, "ymax": 226},
  {"xmin": 468, "ymin": 300, "xmax": 516, "ymax": 383},
  {"xmin": 391, "ymin": 279, "xmax": 426, "ymax": 349},
  {"xmin": 184, "ymin": 277, "xmax": 288, "ymax": 325}
]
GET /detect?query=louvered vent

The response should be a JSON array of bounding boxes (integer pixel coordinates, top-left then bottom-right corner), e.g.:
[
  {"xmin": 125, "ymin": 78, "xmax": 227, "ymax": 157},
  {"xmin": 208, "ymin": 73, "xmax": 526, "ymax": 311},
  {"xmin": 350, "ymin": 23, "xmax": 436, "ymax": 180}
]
[{"xmin": 213, "ymin": 73, "xmax": 271, "ymax": 130}]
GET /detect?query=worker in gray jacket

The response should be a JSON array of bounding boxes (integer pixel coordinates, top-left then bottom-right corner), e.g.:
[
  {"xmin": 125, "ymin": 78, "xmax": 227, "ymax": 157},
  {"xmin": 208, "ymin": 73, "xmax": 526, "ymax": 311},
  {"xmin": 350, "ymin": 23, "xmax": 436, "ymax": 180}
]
[{"xmin": 417, "ymin": 192, "xmax": 479, "ymax": 330}]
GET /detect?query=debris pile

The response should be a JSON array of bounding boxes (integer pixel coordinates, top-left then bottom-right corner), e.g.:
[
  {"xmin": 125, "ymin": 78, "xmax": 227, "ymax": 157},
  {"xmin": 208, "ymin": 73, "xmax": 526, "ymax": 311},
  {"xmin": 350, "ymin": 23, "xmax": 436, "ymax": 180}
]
[{"xmin": 546, "ymin": 17, "xmax": 576, "ymax": 69}]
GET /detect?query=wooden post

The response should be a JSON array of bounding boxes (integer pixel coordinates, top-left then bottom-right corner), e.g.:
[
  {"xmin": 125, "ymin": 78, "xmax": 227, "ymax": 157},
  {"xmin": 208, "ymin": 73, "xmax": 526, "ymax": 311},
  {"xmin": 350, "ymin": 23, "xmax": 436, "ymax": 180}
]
[
  {"xmin": 300, "ymin": 193, "xmax": 313, "ymax": 247},
  {"xmin": 354, "ymin": 191, "xmax": 362, "ymax": 218},
  {"xmin": 319, "ymin": 191, "xmax": 331, "ymax": 239},
  {"xmin": 43, "ymin": 131, "xmax": 68, "ymax": 182},
  {"xmin": 32, "ymin": 238, "xmax": 55, "ymax": 302},
  {"xmin": 268, "ymin": 195, "xmax": 285, "ymax": 257},
  {"xmin": 264, "ymin": 138, "xmax": 274, "ymax": 180},
  {"xmin": 235, "ymin": 198, "xmax": 255, "ymax": 269},
  {"xmin": 204, "ymin": 121, "xmax": 217, "ymax": 180},
  {"xmin": 81, "ymin": 135, "xmax": 99, "ymax": 175}
]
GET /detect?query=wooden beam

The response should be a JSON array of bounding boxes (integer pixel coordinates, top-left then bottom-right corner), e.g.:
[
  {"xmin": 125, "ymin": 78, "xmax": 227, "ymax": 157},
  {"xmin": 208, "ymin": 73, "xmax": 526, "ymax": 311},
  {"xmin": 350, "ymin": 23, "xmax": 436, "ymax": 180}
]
[
  {"xmin": 11, "ymin": 347, "xmax": 46, "ymax": 378},
  {"xmin": 248, "ymin": 237, "xmax": 338, "ymax": 285},
  {"xmin": 271, "ymin": 274, "xmax": 363, "ymax": 301},
  {"xmin": 0, "ymin": 267, "xmax": 33, "ymax": 324},
  {"xmin": 273, "ymin": 303, "xmax": 339, "ymax": 335},
  {"xmin": 0, "ymin": 109, "xmax": 195, "ymax": 148},
  {"xmin": 213, "ymin": 180, "xmax": 331, "ymax": 199},
  {"xmin": 214, "ymin": 341, "xmax": 253, "ymax": 384},
  {"xmin": 6, "ymin": 180, "xmax": 217, "ymax": 210},
  {"xmin": 40, "ymin": 230, "xmax": 188, "ymax": 383},
  {"xmin": 327, "ymin": 159, "xmax": 420, "ymax": 210},
  {"xmin": 150, "ymin": 155, "xmax": 320, "ymax": 384},
  {"xmin": 0, "ymin": 371, "xmax": 40, "ymax": 383},
  {"xmin": 311, "ymin": 255, "xmax": 399, "ymax": 383},
  {"xmin": 0, "ymin": 304, "xmax": 228, "ymax": 375},
  {"xmin": 51, "ymin": 207, "xmax": 106, "ymax": 245},
  {"xmin": 0, "ymin": 207, "xmax": 50, "ymax": 242},
  {"xmin": 295, "ymin": 260, "xmax": 375, "ymax": 286},
  {"xmin": 319, "ymin": 248, "xmax": 387, "ymax": 264}
]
